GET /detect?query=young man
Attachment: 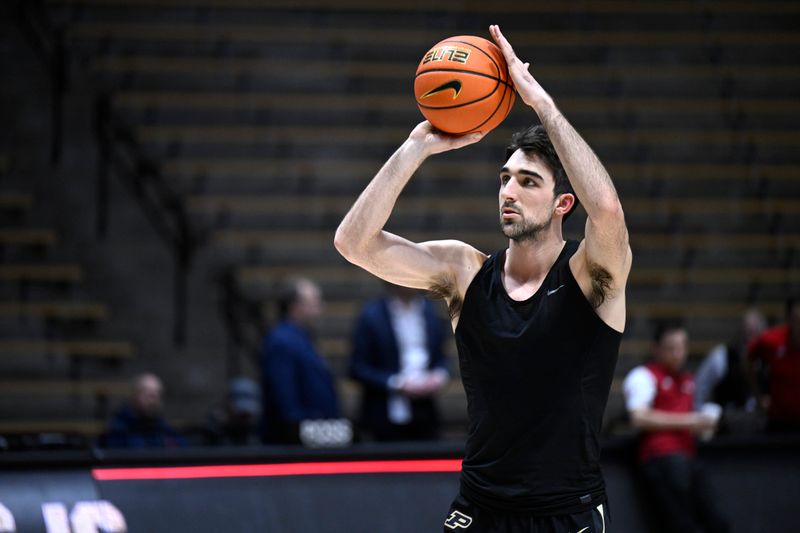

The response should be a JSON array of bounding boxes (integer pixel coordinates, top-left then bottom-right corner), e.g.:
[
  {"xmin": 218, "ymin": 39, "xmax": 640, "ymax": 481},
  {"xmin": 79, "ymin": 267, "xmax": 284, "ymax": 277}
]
[
  {"xmin": 623, "ymin": 323, "xmax": 729, "ymax": 533},
  {"xmin": 335, "ymin": 25, "xmax": 631, "ymax": 532}
]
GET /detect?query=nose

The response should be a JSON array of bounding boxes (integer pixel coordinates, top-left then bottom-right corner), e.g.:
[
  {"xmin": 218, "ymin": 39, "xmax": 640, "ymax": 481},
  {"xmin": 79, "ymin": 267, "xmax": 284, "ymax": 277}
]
[{"xmin": 500, "ymin": 179, "xmax": 518, "ymax": 202}]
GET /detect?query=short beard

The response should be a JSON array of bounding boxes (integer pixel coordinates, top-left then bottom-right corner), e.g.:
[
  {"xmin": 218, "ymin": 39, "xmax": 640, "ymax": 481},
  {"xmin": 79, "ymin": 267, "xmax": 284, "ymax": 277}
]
[{"xmin": 500, "ymin": 214, "xmax": 552, "ymax": 242}]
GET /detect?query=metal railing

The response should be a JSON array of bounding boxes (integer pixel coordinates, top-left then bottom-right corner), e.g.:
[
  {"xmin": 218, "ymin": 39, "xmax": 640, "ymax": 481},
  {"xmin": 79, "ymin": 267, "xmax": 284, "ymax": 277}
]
[
  {"xmin": 94, "ymin": 92, "xmax": 198, "ymax": 345},
  {"xmin": 12, "ymin": 0, "xmax": 67, "ymax": 165}
]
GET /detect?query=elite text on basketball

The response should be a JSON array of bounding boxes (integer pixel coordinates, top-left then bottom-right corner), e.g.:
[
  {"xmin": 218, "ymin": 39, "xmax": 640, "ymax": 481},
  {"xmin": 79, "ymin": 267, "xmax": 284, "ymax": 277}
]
[{"xmin": 422, "ymin": 46, "xmax": 470, "ymax": 65}]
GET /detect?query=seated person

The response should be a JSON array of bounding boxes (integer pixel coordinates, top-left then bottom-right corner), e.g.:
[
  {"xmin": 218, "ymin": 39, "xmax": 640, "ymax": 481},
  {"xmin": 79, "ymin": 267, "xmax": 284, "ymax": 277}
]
[
  {"xmin": 102, "ymin": 372, "xmax": 184, "ymax": 448},
  {"xmin": 204, "ymin": 377, "xmax": 262, "ymax": 446}
]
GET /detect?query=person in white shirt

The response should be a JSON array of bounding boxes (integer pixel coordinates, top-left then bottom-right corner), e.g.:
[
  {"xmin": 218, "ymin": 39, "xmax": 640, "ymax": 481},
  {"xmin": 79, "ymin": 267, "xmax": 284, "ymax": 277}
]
[
  {"xmin": 350, "ymin": 283, "xmax": 449, "ymax": 441},
  {"xmin": 694, "ymin": 308, "xmax": 767, "ymax": 426}
]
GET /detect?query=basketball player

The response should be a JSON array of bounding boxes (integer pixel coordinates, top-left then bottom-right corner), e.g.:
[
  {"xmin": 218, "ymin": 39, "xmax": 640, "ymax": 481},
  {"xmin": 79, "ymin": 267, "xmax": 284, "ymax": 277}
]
[{"xmin": 335, "ymin": 25, "xmax": 630, "ymax": 532}]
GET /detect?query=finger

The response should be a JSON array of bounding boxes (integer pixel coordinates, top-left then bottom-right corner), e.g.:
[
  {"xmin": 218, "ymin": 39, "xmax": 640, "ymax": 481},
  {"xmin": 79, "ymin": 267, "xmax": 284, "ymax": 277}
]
[
  {"xmin": 490, "ymin": 24, "xmax": 514, "ymax": 56},
  {"xmin": 454, "ymin": 132, "xmax": 484, "ymax": 148}
]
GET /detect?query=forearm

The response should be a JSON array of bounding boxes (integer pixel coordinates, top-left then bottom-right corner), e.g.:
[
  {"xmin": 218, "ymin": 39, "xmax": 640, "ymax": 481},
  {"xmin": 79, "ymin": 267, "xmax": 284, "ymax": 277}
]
[
  {"xmin": 335, "ymin": 139, "xmax": 428, "ymax": 258},
  {"xmin": 631, "ymin": 408, "xmax": 702, "ymax": 432},
  {"xmin": 535, "ymin": 101, "xmax": 621, "ymax": 218}
]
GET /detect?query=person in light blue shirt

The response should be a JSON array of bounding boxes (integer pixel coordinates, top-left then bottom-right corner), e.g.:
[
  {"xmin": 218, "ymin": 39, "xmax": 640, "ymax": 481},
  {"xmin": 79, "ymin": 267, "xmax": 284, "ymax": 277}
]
[{"xmin": 261, "ymin": 278, "xmax": 339, "ymax": 444}]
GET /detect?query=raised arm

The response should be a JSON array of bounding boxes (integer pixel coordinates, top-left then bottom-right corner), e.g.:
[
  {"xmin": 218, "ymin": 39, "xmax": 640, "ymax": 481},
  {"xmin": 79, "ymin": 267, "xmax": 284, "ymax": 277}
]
[
  {"xmin": 334, "ymin": 122, "xmax": 486, "ymax": 308},
  {"xmin": 490, "ymin": 25, "xmax": 631, "ymax": 328}
]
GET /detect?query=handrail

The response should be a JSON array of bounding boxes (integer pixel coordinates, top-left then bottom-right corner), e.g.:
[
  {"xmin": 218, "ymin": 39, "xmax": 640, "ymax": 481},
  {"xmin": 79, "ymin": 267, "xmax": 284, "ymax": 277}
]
[
  {"xmin": 218, "ymin": 269, "xmax": 269, "ymax": 377},
  {"xmin": 11, "ymin": 0, "xmax": 68, "ymax": 165}
]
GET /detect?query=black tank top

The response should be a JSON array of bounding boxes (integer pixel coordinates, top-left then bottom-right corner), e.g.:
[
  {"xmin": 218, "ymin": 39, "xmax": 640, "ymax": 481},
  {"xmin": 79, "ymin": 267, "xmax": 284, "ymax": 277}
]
[{"xmin": 454, "ymin": 240, "xmax": 621, "ymax": 515}]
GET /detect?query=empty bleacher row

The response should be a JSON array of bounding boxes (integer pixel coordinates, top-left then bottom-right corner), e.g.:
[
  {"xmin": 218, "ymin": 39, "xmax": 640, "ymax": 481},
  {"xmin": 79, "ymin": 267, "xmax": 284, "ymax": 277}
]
[
  {"xmin": 0, "ymin": 167, "xmax": 134, "ymax": 443},
  {"xmin": 22, "ymin": 0, "xmax": 800, "ymax": 438}
]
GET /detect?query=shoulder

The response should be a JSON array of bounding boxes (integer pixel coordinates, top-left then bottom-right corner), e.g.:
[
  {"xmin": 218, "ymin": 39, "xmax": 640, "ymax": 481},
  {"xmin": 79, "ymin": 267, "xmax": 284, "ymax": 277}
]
[
  {"xmin": 429, "ymin": 242, "xmax": 489, "ymax": 319},
  {"xmin": 266, "ymin": 323, "xmax": 304, "ymax": 350},
  {"xmin": 750, "ymin": 325, "xmax": 786, "ymax": 353},
  {"xmin": 623, "ymin": 366, "xmax": 657, "ymax": 409},
  {"xmin": 706, "ymin": 344, "xmax": 728, "ymax": 366},
  {"xmin": 765, "ymin": 324, "xmax": 789, "ymax": 343},
  {"xmin": 624, "ymin": 365, "xmax": 656, "ymax": 387},
  {"xmin": 360, "ymin": 298, "xmax": 388, "ymax": 318},
  {"xmin": 569, "ymin": 238, "xmax": 631, "ymax": 331}
]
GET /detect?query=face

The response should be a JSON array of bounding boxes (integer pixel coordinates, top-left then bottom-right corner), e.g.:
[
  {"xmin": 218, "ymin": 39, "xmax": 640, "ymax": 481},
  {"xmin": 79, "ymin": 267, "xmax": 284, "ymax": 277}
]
[
  {"xmin": 741, "ymin": 310, "xmax": 766, "ymax": 345},
  {"xmin": 653, "ymin": 328, "xmax": 689, "ymax": 373},
  {"xmin": 293, "ymin": 280, "xmax": 323, "ymax": 327},
  {"xmin": 133, "ymin": 374, "xmax": 163, "ymax": 417},
  {"xmin": 498, "ymin": 150, "xmax": 571, "ymax": 242}
]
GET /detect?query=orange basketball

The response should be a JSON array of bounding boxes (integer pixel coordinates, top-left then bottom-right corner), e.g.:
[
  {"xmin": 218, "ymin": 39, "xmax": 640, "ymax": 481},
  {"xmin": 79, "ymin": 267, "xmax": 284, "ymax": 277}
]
[{"xmin": 414, "ymin": 35, "xmax": 515, "ymax": 135}]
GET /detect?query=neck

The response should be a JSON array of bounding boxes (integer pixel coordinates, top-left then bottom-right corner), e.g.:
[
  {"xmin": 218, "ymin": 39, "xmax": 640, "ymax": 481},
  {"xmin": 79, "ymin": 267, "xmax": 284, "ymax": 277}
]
[{"xmin": 505, "ymin": 227, "xmax": 566, "ymax": 283}]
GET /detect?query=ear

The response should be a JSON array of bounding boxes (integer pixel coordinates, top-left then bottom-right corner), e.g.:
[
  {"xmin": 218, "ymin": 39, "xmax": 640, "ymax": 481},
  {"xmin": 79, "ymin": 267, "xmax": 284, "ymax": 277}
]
[{"xmin": 554, "ymin": 193, "xmax": 576, "ymax": 217}]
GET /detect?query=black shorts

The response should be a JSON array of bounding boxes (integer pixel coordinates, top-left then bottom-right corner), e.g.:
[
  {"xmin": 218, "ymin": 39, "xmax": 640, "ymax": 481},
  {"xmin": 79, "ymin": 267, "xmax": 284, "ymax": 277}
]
[{"xmin": 443, "ymin": 492, "xmax": 606, "ymax": 533}]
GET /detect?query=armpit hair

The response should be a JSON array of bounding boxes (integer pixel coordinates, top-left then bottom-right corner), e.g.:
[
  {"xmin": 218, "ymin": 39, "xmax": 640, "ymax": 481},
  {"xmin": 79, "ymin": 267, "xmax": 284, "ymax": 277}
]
[
  {"xmin": 588, "ymin": 262, "xmax": 614, "ymax": 309},
  {"xmin": 428, "ymin": 274, "xmax": 462, "ymax": 320}
]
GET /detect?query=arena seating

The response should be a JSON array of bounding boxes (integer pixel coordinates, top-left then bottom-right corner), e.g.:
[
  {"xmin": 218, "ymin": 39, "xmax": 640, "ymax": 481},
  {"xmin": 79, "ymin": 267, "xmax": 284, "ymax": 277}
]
[
  {"xmin": 0, "ymin": 163, "xmax": 134, "ymax": 444},
  {"xmin": 25, "ymin": 0, "xmax": 800, "ymax": 438}
]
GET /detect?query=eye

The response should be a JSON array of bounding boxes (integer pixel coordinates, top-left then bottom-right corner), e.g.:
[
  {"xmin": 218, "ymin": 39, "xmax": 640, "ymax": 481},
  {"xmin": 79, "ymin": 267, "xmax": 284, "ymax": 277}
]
[
  {"xmin": 500, "ymin": 175, "xmax": 510, "ymax": 185},
  {"xmin": 524, "ymin": 178, "xmax": 536, "ymax": 187}
]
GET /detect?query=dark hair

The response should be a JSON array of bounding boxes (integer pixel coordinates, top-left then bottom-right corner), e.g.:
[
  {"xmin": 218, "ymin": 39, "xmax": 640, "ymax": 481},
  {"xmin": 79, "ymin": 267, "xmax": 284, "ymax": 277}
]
[
  {"xmin": 276, "ymin": 279, "xmax": 301, "ymax": 320},
  {"xmin": 652, "ymin": 319, "xmax": 686, "ymax": 343},
  {"xmin": 505, "ymin": 125, "xmax": 579, "ymax": 221}
]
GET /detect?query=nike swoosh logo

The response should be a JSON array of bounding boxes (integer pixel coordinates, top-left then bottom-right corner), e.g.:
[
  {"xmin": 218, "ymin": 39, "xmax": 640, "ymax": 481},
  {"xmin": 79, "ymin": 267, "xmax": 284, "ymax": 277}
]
[
  {"xmin": 420, "ymin": 79, "xmax": 462, "ymax": 100},
  {"xmin": 547, "ymin": 284, "xmax": 565, "ymax": 296},
  {"xmin": 576, "ymin": 528, "xmax": 590, "ymax": 533}
]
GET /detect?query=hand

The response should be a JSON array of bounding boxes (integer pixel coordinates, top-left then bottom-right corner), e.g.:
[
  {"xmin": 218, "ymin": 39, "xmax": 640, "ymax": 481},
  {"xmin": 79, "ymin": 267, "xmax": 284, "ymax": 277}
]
[
  {"xmin": 489, "ymin": 24, "xmax": 554, "ymax": 111},
  {"xmin": 691, "ymin": 413, "xmax": 719, "ymax": 435},
  {"xmin": 407, "ymin": 120, "xmax": 483, "ymax": 156},
  {"xmin": 400, "ymin": 371, "xmax": 447, "ymax": 398}
]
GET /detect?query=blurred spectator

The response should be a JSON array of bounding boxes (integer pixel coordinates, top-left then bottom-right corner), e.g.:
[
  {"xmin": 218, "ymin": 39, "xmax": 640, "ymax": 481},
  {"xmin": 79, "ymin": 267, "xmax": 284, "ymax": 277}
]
[
  {"xmin": 204, "ymin": 377, "xmax": 262, "ymax": 446},
  {"xmin": 102, "ymin": 372, "xmax": 185, "ymax": 449},
  {"xmin": 261, "ymin": 278, "xmax": 339, "ymax": 444},
  {"xmin": 623, "ymin": 322, "xmax": 730, "ymax": 533},
  {"xmin": 694, "ymin": 308, "xmax": 767, "ymax": 432},
  {"xmin": 350, "ymin": 284, "xmax": 449, "ymax": 441},
  {"xmin": 747, "ymin": 295, "xmax": 800, "ymax": 433}
]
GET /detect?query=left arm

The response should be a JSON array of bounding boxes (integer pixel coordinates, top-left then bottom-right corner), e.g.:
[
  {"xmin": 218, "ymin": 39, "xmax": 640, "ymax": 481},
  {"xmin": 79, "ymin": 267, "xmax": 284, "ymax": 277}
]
[{"xmin": 490, "ymin": 25, "xmax": 632, "ymax": 330}]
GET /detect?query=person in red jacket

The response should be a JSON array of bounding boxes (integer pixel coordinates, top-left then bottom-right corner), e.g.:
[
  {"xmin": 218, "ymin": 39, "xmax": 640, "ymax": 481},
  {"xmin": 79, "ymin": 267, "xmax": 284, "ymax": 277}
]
[
  {"xmin": 623, "ymin": 322, "xmax": 730, "ymax": 533},
  {"xmin": 747, "ymin": 295, "xmax": 800, "ymax": 432}
]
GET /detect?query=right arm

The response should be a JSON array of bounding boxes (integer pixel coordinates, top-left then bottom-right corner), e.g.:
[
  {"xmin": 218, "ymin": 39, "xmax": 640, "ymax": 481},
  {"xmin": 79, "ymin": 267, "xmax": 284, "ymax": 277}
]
[
  {"xmin": 623, "ymin": 366, "xmax": 715, "ymax": 434},
  {"xmin": 335, "ymin": 122, "xmax": 486, "ymax": 307},
  {"xmin": 694, "ymin": 344, "xmax": 727, "ymax": 407},
  {"xmin": 630, "ymin": 409, "xmax": 716, "ymax": 433}
]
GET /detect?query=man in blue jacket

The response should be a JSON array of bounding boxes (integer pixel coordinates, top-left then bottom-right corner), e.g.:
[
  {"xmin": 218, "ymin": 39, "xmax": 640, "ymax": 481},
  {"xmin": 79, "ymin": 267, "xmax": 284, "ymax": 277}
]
[
  {"xmin": 351, "ymin": 283, "xmax": 449, "ymax": 441},
  {"xmin": 261, "ymin": 278, "xmax": 339, "ymax": 443}
]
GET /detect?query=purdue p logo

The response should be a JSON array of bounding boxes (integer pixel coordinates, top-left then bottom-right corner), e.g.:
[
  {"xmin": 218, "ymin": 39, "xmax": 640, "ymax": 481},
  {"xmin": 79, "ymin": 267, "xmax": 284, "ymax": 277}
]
[{"xmin": 444, "ymin": 510, "xmax": 473, "ymax": 529}]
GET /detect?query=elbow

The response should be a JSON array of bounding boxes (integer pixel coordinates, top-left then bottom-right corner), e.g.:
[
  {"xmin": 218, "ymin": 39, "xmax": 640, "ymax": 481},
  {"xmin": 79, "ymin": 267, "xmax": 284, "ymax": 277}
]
[
  {"xmin": 333, "ymin": 226, "xmax": 351, "ymax": 258},
  {"xmin": 593, "ymin": 198, "xmax": 629, "ymax": 239},
  {"xmin": 334, "ymin": 225, "xmax": 358, "ymax": 260},
  {"xmin": 596, "ymin": 197, "xmax": 625, "ymax": 221},
  {"xmin": 334, "ymin": 225, "xmax": 369, "ymax": 264},
  {"xmin": 628, "ymin": 409, "xmax": 648, "ymax": 431}
]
